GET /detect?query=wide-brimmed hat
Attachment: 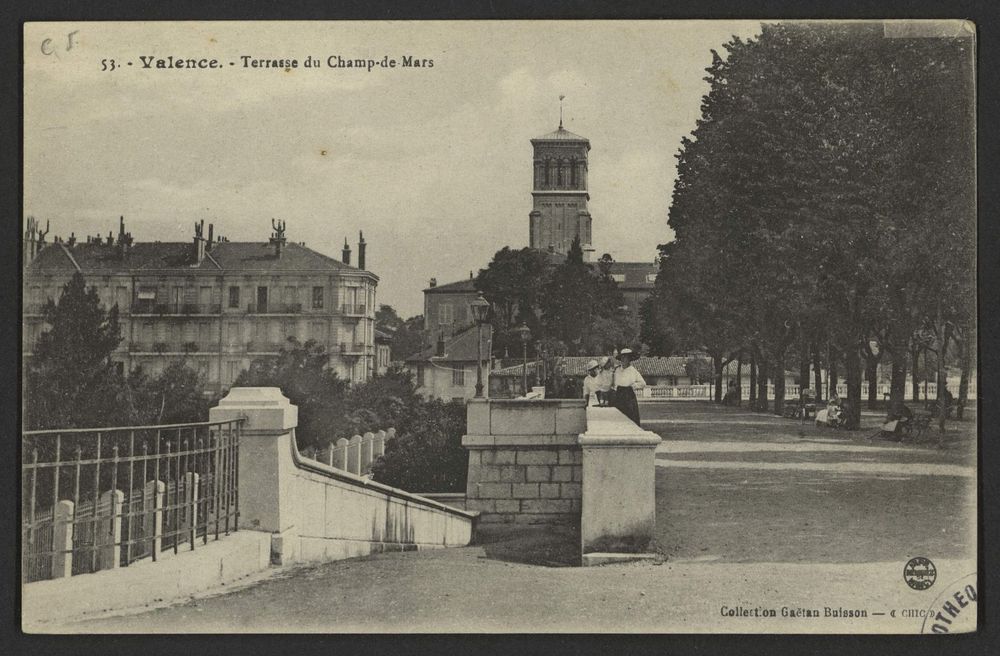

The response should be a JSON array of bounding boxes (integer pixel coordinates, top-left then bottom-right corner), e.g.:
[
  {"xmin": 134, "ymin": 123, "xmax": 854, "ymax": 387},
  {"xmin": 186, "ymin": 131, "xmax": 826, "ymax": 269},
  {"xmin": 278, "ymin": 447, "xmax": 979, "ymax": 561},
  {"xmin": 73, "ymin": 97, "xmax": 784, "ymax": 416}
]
[
  {"xmin": 599, "ymin": 356, "xmax": 611, "ymax": 367},
  {"xmin": 617, "ymin": 348, "xmax": 636, "ymax": 360},
  {"xmin": 586, "ymin": 359, "xmax": 599, "ymax": 371}
]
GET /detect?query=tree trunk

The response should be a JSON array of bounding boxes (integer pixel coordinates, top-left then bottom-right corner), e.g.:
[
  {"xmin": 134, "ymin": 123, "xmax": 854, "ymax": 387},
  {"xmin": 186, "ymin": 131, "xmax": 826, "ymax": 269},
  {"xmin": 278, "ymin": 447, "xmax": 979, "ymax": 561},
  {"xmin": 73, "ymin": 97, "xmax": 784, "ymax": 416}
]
[
  {"xmin": 889, "ymin": 350, "xmax": 907, "ymax": 419},
  {"xmin": 844, "ymin": 345, "xmax": 862, "ymax": 430},
  {"xmin": 936, "ymin": 322, "xmax": 952, "ymax": 442},
  {"xmin": 756, "ymin": 355, "xmax": 769, "ymax": 412},
  {"xmin": 735, "ymin": 350, "xmax": 744, "ymax": 407},
  {"xmin": 865, "ymin": 349, "xmax": 880, "ymax": 410},
  {"xmin": 773, "ymin": 356, "xmax": 786, "ymax": 417},
  {"xmin": 812, "ymin": 342, "xmax": 823, "ymax": 403},
  {"xmin": 828, "ymin": 347, "xmax": 839, "ymax": 400},
  {"xmin": 713, "ymin": 354, "xmax": 723, "ymax": 404},
  {"xmin": 749, "ymin": 350, "xmax": 758, "ymax": 408},
  {"xmin": 911, "ymin": 344, "xmax": 921, "ymax": 403},
  {"xmin": 957, "ymin": 330, "xmax": 972, "ymax": 421},
  {"xmin": 799, "ymin": 351, "xmax": 810, "ymax": 399}
]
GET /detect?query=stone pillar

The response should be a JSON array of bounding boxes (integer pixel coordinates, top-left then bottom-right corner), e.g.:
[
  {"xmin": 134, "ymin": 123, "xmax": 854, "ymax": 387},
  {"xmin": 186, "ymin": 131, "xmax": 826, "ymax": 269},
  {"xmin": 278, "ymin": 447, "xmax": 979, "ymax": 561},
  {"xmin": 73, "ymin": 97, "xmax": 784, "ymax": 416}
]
[
  {"xmin": 375, "ymin": 430, "xmax": 387, "ymax": 457},
  {"xmin": 96, "ymin": 489, "xmax": 124, "ymax": 571},
  {"xmin": 209, "ymin": 387, "xmax": 298, "ymax": 536},
  {"xmin": 361, "ymin": 432, "xmax": 375, "ymax": 471},
  {"xmin": 180, "ymin": 472, "xmax": 200, "ymax": 548},
  {"xmin": 578, "ymin": 406, "xmax": 661, "ymax": 564},
  {"xmin": 143, "ymin": 480, "xmax": 165, "ymax": 557},
  {"xmin": 333, "ymin": 438, "xmax": 349, "ymax": 470},
  {"xmin": 347, "ymin": 435, "xmax": 362, "ymax": 474},
  {"xmin": 50, "ymin": 500, "xmax": 74, "ymax": 579}
]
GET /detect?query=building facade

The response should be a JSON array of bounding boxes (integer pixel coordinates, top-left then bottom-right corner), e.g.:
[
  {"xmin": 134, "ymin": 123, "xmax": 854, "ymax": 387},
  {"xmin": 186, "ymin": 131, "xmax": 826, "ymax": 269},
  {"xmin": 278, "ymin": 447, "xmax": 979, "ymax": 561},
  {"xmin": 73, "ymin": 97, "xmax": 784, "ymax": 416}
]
[
  {"xmin": 424, "ymin": 122, "xmax": 658, "ymax": 346},
  {"xmin": 528, "ymin": 124, "xmax": 594, "ymax": 261},
  {"xmin": 23, "ymin": 218, "xmax": 379, "ymax": 391},
  {"xmin": 422, "ymin": 275, "xmax": 479, "ymax": 344},
  {"xmin": 405, "ymin": 323, "xmax": 493, "ymax": 401}
]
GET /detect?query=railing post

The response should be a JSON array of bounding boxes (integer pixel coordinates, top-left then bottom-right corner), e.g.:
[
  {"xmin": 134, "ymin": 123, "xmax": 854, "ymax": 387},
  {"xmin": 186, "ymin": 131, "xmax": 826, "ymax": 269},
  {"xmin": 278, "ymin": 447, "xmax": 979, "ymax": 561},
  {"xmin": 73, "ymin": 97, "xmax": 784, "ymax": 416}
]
[
  {"xmin": 333, "ymin": 438, "xmax": 349, "ymax": 470},
  {"xmin": 50, "ymin": 500, "xmax": 75, "ymax": 579},
  {"xmin": 96, "ymin": 489, "xmax": 124, "ymax": 571},
  {"xmin": 361, "ymin": 432, "xmax": 375, "ymax": 471},
  {"xmin": 182, "ymin": 472, "xmax": 200, "ymax": 549},
  {"xmin": 348, "ymin": 435, "xmax": 362, "ymax": 475},
  {"xmin": 144, "ymin": 480, "xmax": 165, "ymax": 556},
  {"xmin": 208, "ymin": 388, "xmax": 298, "ymax": 539}
]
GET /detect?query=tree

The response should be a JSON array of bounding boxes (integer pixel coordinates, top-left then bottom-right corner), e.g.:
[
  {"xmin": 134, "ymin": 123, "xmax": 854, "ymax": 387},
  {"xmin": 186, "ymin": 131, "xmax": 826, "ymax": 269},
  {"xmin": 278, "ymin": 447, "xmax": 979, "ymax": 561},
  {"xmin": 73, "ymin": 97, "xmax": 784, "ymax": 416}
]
[
  {"xmin": 476, "ymin": 246, "xmax": 550, "ymax": 357},
  {"xmin": 369, "ymin": 398, "xmax": 467, "ymax": 493},
  {"xmin": 25, "ymin": 272, "xmax": 125, "ymax": 429},
  {"xmin": 390, "ymin": 314, "xmax": 426, "ymax": 361},
  {"xmin": 648, "ymin": 23, "xmax": 974, "ymax": 428},
  {"xmin": 538, "ymin": 236, "xmax": 634, "ymax": 356},
  {"xmin": 144, "ymin": 363, "xmax": 216, "ymax": 425},
  {"xmin": 375, "ymin": 304, "xmax": 404, "ymax": 333},
  {"xmin": 234, "ymin": 338, "xmax": 350, "ymax": 450}
]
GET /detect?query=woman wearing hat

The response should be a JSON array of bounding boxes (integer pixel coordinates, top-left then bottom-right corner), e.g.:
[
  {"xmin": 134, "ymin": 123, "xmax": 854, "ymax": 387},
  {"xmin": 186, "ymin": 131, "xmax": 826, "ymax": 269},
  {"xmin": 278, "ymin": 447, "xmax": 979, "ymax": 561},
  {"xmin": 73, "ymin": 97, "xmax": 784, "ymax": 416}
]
[
  {"xmin": 582, "ymin": 359, "xmax": 603, "ymax": 407},
  {"xmin": 613, "ymin": 348, "xmax": 646, "ymax": 425}
]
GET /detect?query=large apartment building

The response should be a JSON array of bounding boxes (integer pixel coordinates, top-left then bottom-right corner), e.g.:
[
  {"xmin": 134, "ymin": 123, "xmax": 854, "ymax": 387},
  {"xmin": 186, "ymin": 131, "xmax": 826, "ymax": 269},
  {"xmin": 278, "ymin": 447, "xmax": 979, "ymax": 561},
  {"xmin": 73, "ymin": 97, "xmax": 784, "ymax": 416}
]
[{"xmin": 22, "ymin": 217, "xmax": 378, "ymax": 390}]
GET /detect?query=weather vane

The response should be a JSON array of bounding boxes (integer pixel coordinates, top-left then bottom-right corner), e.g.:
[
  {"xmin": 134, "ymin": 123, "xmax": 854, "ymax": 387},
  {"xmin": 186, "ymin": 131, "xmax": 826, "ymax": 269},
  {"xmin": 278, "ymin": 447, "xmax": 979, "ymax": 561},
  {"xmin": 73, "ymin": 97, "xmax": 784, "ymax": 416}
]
[{"xmin": 559, "ymin": 94, "xmax": 566, "ymax": 129}]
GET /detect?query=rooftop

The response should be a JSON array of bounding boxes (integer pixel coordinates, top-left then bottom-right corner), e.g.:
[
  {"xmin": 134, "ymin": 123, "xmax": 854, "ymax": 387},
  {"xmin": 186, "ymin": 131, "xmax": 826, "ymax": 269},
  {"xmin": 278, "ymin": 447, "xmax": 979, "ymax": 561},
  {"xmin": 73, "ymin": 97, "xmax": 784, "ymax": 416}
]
[
  {"xmin": 531, "ymin": 126, "xmax": 590, "ymax": 143},
  {"xmin": 25, "ymin": 240, "xmax": 370, "ymax": 276},
  {"xmin": 423, "ymin": 278, "xmax": 478, "ymax": 294},
  {"xmin": 406, "ymin": 323, "xmax": 492, "ymax": 363}
]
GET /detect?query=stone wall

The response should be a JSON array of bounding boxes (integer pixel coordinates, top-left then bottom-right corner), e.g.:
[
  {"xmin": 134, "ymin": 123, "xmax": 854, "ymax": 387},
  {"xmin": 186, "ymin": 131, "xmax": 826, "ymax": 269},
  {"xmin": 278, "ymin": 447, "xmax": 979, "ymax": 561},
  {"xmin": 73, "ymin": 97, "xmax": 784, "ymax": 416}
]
[
  {"xmin": 462, "ymin": 398, "xmax": 586, "ymax": 525},
  {"xmin": 210, "ymin": 387, "xmax": 477, "ymax": 565}
]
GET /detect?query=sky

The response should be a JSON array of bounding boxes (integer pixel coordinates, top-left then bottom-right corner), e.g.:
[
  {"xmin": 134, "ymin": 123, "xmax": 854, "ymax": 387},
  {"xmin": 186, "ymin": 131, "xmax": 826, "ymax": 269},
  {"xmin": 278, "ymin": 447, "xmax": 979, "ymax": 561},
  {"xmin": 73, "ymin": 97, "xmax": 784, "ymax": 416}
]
[{"xmin": 24, "ymin": 21, "xmax": 762, "ymax": 317}]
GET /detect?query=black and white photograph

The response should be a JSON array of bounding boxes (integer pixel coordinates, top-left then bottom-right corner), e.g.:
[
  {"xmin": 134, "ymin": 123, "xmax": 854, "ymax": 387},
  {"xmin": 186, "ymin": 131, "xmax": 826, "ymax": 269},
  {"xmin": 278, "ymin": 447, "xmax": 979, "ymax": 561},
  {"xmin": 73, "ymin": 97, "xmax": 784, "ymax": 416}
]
[{"xmin": 20, "ymin": 19, "xmax": 978, "ymax": 634}]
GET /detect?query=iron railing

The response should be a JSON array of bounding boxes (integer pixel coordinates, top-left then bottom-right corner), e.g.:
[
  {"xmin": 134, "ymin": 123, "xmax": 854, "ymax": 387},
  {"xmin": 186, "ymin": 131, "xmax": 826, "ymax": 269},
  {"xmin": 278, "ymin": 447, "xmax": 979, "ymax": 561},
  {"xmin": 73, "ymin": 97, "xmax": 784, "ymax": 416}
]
[{"xmin": 22, "ymin": 419, "xmax": 242, "ymax": 583}]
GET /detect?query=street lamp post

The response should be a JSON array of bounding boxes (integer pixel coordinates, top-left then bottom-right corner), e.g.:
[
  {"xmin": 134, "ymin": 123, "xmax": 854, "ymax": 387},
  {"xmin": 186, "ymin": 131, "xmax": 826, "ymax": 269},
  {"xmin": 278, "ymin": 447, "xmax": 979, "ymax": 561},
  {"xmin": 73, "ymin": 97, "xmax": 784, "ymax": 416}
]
[
  {"xmin": 517, "ymin": 323, "xmax": 532, "ymax": 396},
  {"xmin": 469, "ymin": 294, "xmax": 491, "ymax": 398}
]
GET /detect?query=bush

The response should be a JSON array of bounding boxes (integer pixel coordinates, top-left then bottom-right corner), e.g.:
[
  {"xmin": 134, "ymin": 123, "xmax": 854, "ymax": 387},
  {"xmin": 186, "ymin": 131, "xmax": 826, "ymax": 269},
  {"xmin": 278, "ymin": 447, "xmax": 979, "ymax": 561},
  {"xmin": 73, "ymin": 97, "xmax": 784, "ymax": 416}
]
[{"xmin": 370, "ymin": 398, "xmax": 467, "ymax": 493}]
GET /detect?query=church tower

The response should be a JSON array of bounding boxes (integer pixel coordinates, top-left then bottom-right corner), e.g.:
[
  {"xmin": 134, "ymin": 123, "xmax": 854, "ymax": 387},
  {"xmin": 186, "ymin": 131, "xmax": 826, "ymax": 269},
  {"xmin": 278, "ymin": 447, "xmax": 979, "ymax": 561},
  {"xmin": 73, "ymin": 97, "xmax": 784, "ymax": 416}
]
[{"xmin": 529, "ymin": 122, "xmax": 594, "ymax": 261}]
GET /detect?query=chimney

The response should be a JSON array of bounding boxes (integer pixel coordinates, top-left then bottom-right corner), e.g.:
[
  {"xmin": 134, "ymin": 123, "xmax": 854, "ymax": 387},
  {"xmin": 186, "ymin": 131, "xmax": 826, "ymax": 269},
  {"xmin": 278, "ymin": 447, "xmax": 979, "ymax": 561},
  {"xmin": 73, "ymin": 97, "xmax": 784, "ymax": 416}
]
[
  {"xmin": 358, "ymin": 230, "xmax": 366, "ymax": 270},
  {"xmin": 23, "ymin": 216, "xmax": 39, "ymax": 264},
  {"xmin": 429, "ymin": 277, "xmax": 437, "ymax": 288},
  {"xmin": 106, "ymin": 231, "xmax": 114, "ymax": 246},
  {"xmin": 67, "ymin": 232, "xmax": 76, "ymax": 247},
  {"xmin": 342, "ymin": 237, "xmax": 351, "ymax": 265},
  {"xmin": 116, "ymin": 216, "xmax": 133, "ymax": 258},
  {"xmin": 207, "ymin": 223, "xmax": 214, "ymax": 251},
  {"xmin": 469, "ymin": 270, "xmax": 473, "ymax": 280},
  {"xmin": 192, "ymin": 220, "xmax": 206, "ymax": 264},
  {"xmin": 268, "ymin": 218, "xmax": 287, "ymax": 258}
]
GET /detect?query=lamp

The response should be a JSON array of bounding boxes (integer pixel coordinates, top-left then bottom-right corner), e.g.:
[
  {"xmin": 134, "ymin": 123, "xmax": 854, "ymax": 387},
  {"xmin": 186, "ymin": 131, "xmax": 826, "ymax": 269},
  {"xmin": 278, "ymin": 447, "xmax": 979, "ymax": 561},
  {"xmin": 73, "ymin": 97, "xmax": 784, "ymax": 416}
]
[
  {"xmin": 517, "ymin": 323, "xmax": 532, "ymax": 396},
  {"xmin": 470, "ymin": 294, "xmax": 490, "ymax": 398}
]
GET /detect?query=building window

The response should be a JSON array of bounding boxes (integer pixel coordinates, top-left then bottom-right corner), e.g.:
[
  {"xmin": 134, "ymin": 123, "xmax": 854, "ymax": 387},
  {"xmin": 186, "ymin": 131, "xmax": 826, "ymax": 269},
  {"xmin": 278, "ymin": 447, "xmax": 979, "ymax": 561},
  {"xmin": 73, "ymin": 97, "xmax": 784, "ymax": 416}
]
[
  {"xmin": 452, "ymin": 366, "xmax": 465, "ymax": 386},
  {"xmin": 416, "ymin": 365, "xmax": 425, "ymax": 387},
  {"xmin": 611, "ymin": 274, "xmax": 626, "ymax": 283},
  {"xmin": 438, "ymin": 303, "xmax": 454, "ymax": 325},
  {"xmin": 312, "ymin": 286, "xmax": 324, "ymax": 309},
  {"xmin": 228, "ymin": 286, "xmax": 240, "ymax": 308},
  {"xmin": 226, "ymin": 361, "xmax": 239, "ymax": 384},
  {"xmin": 114, "ymin": 361, "xmax": 125, "ymax": 376}
]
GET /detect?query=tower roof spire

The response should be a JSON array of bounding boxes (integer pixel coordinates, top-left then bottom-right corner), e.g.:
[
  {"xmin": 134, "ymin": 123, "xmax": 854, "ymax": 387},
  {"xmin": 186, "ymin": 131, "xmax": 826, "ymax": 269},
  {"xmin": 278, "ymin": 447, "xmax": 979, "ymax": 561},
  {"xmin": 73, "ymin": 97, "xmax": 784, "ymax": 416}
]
[{"xmin": 559, "ymin": 94, "xmax": 565, "ymax": 129}]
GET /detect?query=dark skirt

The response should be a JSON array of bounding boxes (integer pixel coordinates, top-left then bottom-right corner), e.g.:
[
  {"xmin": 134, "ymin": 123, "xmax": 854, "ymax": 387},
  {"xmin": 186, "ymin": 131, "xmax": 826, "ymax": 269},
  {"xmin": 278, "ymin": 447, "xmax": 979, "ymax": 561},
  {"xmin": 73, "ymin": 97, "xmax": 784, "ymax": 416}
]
[{"xmin": 615, "ymin": 385, "xmax": 641, "ymax": 426}]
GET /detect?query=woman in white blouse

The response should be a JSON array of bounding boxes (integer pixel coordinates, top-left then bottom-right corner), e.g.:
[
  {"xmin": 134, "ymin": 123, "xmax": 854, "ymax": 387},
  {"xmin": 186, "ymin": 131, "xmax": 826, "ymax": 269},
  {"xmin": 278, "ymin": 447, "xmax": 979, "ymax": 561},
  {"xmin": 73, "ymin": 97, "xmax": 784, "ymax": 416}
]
[{"xmin": 613, "ymin": 348, "xmax": 646, "ymax": 425}]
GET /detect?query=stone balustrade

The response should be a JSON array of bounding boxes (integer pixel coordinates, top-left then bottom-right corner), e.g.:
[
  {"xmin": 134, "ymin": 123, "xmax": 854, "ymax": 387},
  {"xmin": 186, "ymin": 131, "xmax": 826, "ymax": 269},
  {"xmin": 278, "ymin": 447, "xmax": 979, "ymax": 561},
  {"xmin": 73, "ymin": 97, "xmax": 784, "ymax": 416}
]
[
  {"xmin": 462, "ymin": 398, "xmax": 585, "ymax": 526},
  {"xmin": 210, "ymin": 388, "xmax": 475, "ymax": 565},
  {"xmin": 461, "ymin": 398, "xmax": 662, "ymax": 565}
]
